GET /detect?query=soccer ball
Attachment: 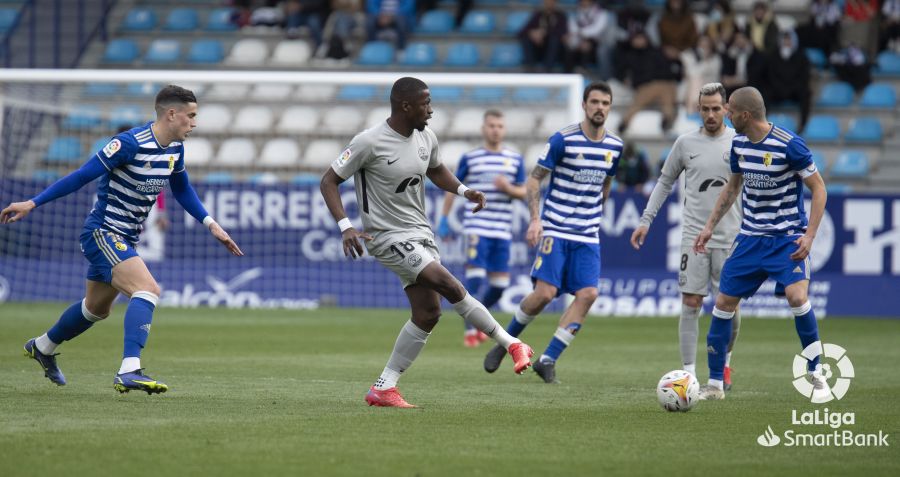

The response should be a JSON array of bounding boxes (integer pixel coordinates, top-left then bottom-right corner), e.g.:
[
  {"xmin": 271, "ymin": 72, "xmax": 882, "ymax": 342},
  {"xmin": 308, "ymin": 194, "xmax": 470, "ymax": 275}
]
[{"xmin": 656, "ymin": 370, "xmax": 700, "ymax": 412}]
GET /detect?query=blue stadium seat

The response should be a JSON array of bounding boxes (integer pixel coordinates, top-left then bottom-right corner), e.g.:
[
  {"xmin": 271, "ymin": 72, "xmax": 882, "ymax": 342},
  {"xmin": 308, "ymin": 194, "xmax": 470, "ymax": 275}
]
[
  {"xmin": 876, "ymin": 51, "xmax": 900, "ymax": 75},
  {"xmin": 444, "ymin": 43, "xmax": 480, "ymax": 67},
  {"xmin": 125, "ymin": 82, "xmax": 160, "ymax": 97},
  {"xmin": 816, "ymin": 82, "xmax": 854, "ymax": 107},
  {"xmin": 809, "ymin": 150, "xmax": 827, "ymax": 174},
  {"xmin": 802, "ymin": 115, "xmax": 840, "ymax": 142},
  {"xmin": 830, "ymin": 151, "xmax": 869, "ymax": 178},
  {"xmin": 471, "ymin": 86, "xmax": 505, "ymax": 102},
  {"xmin": 399, "ymin": 42, "xmax": 436, "ymax": 67},
  {"xmin": 203, "ymin": 172, "xmax": 235, "ymax": 184},
  {"xmin": 32, "ymin": 170, "xmax": 61, "ymax": 183},
  {"xmin": 0, "ymin": 8, "xmax": 18, "ymax": 33},
  {"xmin": 62, "ymin": 105, "xmax": 102, "ymax": 130},
  {"xmin": 513, "ymin": 87, "xmax": 550, "ymax": 103},
  {"xmin": 356, "ymin": 41, "xmax": 394, "ymax": 66},
  {"xmin": 206, "ymin": 8, "xmax": 237, "ymax": 31},
  {"xmin": 164, "ymin": 8, "xmax": 199, "ymax": 31},
  {"xmin": 429, "ymin": 86, "xmax": 463, "ymax": 102},
  {"xmin": 109, "ymin": 105, "xmax": 145, "ymax": 129},
  {"xmin": 459, "ymin": 11, "xmax": 496, "ymax": 34},
  {"xmin": 769, "ymin": 113, "xmax": 797, "ymax": 132},
  {"xmin": 417, "ymin": 10, "xmax": 453, "ymax": 35},
  {"xmin": 489, "ymin": 43, "xmax": 522, "ymax": 68},
  {"xmin": 504, "ymin": 11, "xmax": 530, "ymax": 35},
  {"xmin": 144, "ymin": 39, "xmax": 181, "ymax": 63},
  {"xmin": 825, "ymin": 183, "xmax": 852, "ymax": 194},
  {"xmin": 103, "ymin": 39, "xmax": 139, "ymax": 63},
  {"xmin": 84, "ymin": 82, "xmax": 120, "ymax": 97},
  {"xmin": 291, "ymin": 173, "xmax": 320, "ymax": 185},
  {"xmin": 121, "ymin": 8, "xmax": 156, "ymax": 31},
  {"xmin": 90, "ymin": 137, "xmax": 111, "ymax": 156},
  {"xmin": 805, "ymin": 48, "xmax": 827, "ymax": 69},
  {"xmin": 844, "ymin": 117, "xmax": 883, "ymax": 143},
  {"xmin": 859, "ymin": 83, "xmax": 897, "ymax": 108},
  {"xmin": 45, "ymin": 137, "xmax": 82, "ymax": 163},
  {"xmin": 337, "ymin": 85, "xmax": 377, "ymax": 101},
  {"xmin": 188, "ymin": 39, "xmax": 223, "ymax": 64}
]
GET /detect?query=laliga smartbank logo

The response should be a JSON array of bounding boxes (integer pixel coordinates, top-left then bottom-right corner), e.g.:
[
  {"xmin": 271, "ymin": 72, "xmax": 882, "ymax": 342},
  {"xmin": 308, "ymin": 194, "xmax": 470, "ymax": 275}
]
[
  {"xmin": 792, "ymin": 341, "xmax": 853, "ymax": 403},
  {"xmin": 756, "ymin": 341, "xmax": 890, "ymax": 448}
]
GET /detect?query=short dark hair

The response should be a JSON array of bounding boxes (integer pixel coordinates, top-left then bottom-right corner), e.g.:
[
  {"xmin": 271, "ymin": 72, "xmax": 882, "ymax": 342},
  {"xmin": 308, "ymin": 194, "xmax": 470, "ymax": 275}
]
[
  {"xmin": 155, "ymin": 85, "xmax": 196, "ymax": 115},
  {"xmin": 483, "ymin": 109, "xmax": 503, "ymax": 120},
  {"xmin": 390, "ymin": 77, "xmax": 428, "ymax": 104},
  {"xmin": 583, "ymin": 81, "xmax": 612, "ymax": 103}
]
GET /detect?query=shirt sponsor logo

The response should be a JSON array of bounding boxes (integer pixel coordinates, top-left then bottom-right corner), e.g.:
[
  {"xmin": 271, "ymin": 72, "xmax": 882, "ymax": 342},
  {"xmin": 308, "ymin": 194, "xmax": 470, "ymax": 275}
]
[
  {"xmin": 744, "ymin": 172, "xmax": 779, "ymax": 189},
  {"xmin": 573, "ymin": 169, "xmax": 607, "ymax": 185}
]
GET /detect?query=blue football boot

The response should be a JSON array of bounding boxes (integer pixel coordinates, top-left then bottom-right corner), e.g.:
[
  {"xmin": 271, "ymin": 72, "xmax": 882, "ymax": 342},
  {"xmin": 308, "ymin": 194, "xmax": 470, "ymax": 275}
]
[
  {"xmin": 114, "ymin": 369, "xmax": 168, "ymax": 395},
  {"xmin": 23, "ymin": 338, "xmax": 66, "ymax": 386}
]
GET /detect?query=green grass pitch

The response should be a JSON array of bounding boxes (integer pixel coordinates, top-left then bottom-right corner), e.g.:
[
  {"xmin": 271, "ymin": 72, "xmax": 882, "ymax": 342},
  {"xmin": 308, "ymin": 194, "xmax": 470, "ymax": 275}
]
[{"xmin": 1, "ymin": 303, "xmax": 898, "ymax": 476}]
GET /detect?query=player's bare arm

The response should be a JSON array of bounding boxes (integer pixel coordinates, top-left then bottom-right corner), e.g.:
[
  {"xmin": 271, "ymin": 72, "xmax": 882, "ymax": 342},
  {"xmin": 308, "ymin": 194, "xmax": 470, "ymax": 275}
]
[
  {"xmin": 320, "ymin": 167, "xmax": 372, "ymax": 259},
  {"xmin": 0, "ymin": 200, "xmax": 36, "ymax": 224},
  {"xmin": 694, "ymin": 173, "xmax": 743, "ymax": 254},
  {"xmin": 426, "ymin": 164, "xmax": 485, "ymax": 213},
  {"xmin": 791, "ymin": 171, "xmax": 827, "ymax": 261},
  {"xmin": 493, "ymin": 175, "xmax": 526, "ymax": 199},
  {"xmin": 525, "ymin": 166, "xmax": 550, "ymax": 248}
]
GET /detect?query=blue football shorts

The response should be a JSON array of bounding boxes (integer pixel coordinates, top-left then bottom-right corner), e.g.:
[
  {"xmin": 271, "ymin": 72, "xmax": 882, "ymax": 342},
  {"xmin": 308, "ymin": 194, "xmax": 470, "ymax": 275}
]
[
  {"xmin": 80, "ymin": 229, "xmax": 139, "ymax": 283},
  {"xmin": 466, "ymin": 234, "xmax": 511, "ymax": 273},
  {"xmin": 530, "ymin": 236, "xmax": 600, "ymax": 296},
  {"xmin": 720, "ymin": 234, "xmax": 811, "ymax": 299}
]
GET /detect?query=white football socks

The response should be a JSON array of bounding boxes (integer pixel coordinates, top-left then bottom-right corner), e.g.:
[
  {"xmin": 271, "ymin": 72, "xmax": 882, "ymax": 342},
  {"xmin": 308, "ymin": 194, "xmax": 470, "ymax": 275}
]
[
  {"xmin": 679, "ymin": 305, "xmax": 700, "ymax": 373},
  {"xmin": 453, "ymin": 293, "xmax": 518, "ymax": 349},
  {"xmin": 35, "ymin": 334, "xmax": 58, "ymax": 355},
  {"xmin": 119, "ymin": 357, "xmax": 141, "ymax": 375},
  {"xmin": 375, "ymin": 320, "xmax": 430, "ymax": 390}
]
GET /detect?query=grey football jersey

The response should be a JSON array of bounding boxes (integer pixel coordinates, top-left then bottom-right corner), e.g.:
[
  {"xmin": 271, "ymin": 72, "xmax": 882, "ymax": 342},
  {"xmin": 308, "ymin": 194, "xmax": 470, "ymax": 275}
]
[
  {"xmin": 639, "ymin": 127, "xmax": 741, "ymax": 248},
  {"xmin": 331, "ymin": 121, "xmax": 441, "ymax": 248}
]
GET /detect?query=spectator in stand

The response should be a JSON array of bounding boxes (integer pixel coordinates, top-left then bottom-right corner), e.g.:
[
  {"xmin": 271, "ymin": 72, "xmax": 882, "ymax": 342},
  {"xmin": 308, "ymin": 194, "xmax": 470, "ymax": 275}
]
[
  {"xmin": 830, "ymin": 44, "xmax": 872, "ymax": 92},
  {"xmin": 366, "ymin": 0, "xmax": 415, "ymax": 51},
  {"xmin": 284, "ymin": 0, "xmax": 326, "ymax": 53},
  {"xmin": 564, "ymin": 0, "xmax": 616, "ymax": 77},
  {"xmin": 519, "ymin": 0, "xmax": 568, "ymax": 72},
  {"xmin": 615, "ymin": 141, "xmax": 651, "ymax": 191},
  {"xmin": 762, "ymin": 30, "xmax": 812, "ymax": 132},
  {"xmin": 615, "ymin": 30, "xmax": 682, "ymax": 135},
  {"xmin": 653, "ymin": 0, "xmax": 698, "ymax": 59},
  {"xmin": 881, "ymin": 0, "xmax": 900, "ymax": 52},
  {"xmin": 617, "ymin": 0, "xmax": 652, "ymax": 46},
  {"xmin": 797, "ymin": 0, "xmax": 842, "ymax": 57},
  {"xmin": 747, "ymin": 1, "xmax": 779, "ymax": 54},
  {"xmin": 705, "ymin": 0, "xmax": 738, "ymax": 52},
  {"xmin": 842, "ymin": 0, "xmax": 879, "ymax": 56},
  {"xmin": 682, "ymin": 35, "xmax": 722, "ymax": 113},
  {"xmin": 720, "ymin": 29, "xmax": 767, "ymax": 97},
  {"xmin": 322, "ymin": 0, "xmax": 364, "ymax": 60}
]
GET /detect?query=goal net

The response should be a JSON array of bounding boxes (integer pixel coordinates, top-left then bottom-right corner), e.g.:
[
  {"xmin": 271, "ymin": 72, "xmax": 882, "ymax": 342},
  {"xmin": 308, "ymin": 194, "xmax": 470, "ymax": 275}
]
[{"xmin": 0, "ymin": 69, "xmax": 583, "ymax": 311}]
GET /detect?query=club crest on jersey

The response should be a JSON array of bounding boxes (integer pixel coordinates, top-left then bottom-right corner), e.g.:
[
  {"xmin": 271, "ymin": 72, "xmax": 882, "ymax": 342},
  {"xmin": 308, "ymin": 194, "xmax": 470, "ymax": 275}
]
[
  {"xmin": 605, "ymin": 151, "xmax": 613, "ymax": 164},
  {"xmin": 763, "ymin": 152, "xmax": 772, "ymax": 167},
  {"xmin": 115, "ymin": 242, "xmax": 127, "ymax": 251},
  {"xmin": 168, "ymin": 155, "xmax": 175, "ymax": 170},
  {"xmin": 102, "ymin": 139, "xmax": 121, "ymax": 158},
  {"xmin": 418, "ymin": 146, "xmax": 428, "ymax": 162}
]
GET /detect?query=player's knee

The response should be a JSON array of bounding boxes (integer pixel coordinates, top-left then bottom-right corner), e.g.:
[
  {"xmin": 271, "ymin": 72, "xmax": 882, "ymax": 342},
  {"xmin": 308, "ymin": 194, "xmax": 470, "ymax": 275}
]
[
  {"xmin": 574, "ymin": 287, "xmax": 599, "ymax": 304},
  {"xmin": 413, "ymin": 307, "xmax": 441, "ymax": 329},
  {"xmin": 144, "ymin": 282, "xmax": 162, "ymax": 297},
  {"xmin": 82, "ymin": 299, "xmax": 110, "ymax": 321},
  {"xmin": 714, "ymin": 294, "xmax": 738, "ymax": 312},
  {"xmin": 786, "ymin": 292, "xmax": 808, "ymax": 308},
  {"xmin": 532, "ymin": 289, "xmax": 555, "ymax": 307},
  {"xmin": 682, "ymin": 294, "xmax": 703, "ymax": 309}
]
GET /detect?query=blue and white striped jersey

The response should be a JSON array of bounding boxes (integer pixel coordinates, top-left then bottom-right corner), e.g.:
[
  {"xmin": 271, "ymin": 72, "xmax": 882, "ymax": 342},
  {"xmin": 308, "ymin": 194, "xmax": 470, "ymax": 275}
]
[
  {"xmin": 537, "ymin": 123, "xmax": 622, "ymax": 244},
  {"xmin": 84, "ymin": 122, "xmax": 184, "ymax": 243},
  {"xmin": 730, "ymin": 125, "xmax": 817, "ymax": 236},
  {"xmin": 455, "ymin": 147, "xmax": 526, "ymax": 240}
]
